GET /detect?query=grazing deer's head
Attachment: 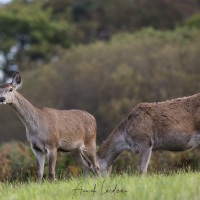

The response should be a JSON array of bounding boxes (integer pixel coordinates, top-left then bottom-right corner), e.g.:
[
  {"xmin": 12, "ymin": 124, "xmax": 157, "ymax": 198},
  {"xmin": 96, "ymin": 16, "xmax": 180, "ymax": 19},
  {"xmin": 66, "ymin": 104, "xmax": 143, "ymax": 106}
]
[
  {"xmin": 99, "ymin": 162, "xmax": 113, "ymax": 175},
  {"xmin": 97, "ymin": 153, "xmax": 113, "ymax": 175},
  {"xmin": 0, "ymin": 71, "xmax": 21, "ymax": 105}
]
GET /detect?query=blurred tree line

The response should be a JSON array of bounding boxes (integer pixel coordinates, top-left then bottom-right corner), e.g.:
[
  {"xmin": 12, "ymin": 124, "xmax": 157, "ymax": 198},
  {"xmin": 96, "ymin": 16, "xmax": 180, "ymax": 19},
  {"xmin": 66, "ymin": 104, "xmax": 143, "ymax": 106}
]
[
  {"xmin": 1, "ymin": 28, "xmax": 200, "ymax": 178},
  {"xmin": 1, "ymin": 0, "xmax": 200, "ymax": 143},
  {"xmin": 1, "ymin": 0, "xmax": 200, "ymax": 62},
  {"xmin": 1, "ymin": 28, "xmax": 200, "ymax": 143},
  {"xmin": 1, "ymin": 0, "xmax": 200, "ymax": 174}
]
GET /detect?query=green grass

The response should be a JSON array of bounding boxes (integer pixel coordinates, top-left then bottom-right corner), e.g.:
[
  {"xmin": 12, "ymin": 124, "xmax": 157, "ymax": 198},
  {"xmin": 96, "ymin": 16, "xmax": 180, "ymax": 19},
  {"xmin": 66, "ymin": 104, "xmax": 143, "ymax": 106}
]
[{"xmin": 1, "ymin": 172, "xmax": 200, "ymax": 200}]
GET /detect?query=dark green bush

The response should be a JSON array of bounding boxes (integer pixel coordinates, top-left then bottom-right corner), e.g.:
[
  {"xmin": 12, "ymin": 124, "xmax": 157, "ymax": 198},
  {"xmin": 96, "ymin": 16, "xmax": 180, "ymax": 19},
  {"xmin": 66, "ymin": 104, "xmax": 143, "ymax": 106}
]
[{"xmin": 184, "ymin": 13, "xmax": 200, "ymax": 28}]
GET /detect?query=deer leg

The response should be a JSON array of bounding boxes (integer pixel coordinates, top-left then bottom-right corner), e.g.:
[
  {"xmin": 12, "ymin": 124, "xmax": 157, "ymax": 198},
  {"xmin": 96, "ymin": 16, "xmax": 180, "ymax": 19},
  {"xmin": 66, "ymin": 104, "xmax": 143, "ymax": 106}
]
[
  {"xmin": 47, "ymin": 149, "xmax": 57, "ymax": 181},
  {"xmin": 138, "ymin": 143, "xmax": 152, "ymax": 175},
  {"xmin": 33, "ymin": 149, "xmax": 45, "ymax": 182},
  {"xmin": 72, "ymin": 151, "xmax": 91, "ymax": 175},
  {"xmin": 84, "ymin": 149, "xmax": 100, "ymax": 176},
  {"xmin": 85, "ymin": 154, "xmax": 100, "ymax": 176}
]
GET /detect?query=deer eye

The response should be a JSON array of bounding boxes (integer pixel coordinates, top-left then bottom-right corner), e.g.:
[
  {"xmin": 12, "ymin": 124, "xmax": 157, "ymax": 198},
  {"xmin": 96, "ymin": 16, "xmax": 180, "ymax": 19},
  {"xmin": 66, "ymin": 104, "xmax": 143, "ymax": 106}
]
[{"xmin": 9, "ymin": 88, "xmax": 13, "ymax": 92}]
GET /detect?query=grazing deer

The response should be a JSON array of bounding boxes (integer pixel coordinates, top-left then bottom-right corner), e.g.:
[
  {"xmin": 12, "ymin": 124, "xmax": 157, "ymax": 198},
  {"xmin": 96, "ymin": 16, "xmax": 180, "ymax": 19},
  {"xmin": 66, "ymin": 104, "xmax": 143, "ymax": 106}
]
[
  {"xmin": 97, "ymin": 94, "xmax": 200, "ymax": 175},
  {"xmin": 0, "ymin": 71, "xmax": 100, "ymax": 181}
]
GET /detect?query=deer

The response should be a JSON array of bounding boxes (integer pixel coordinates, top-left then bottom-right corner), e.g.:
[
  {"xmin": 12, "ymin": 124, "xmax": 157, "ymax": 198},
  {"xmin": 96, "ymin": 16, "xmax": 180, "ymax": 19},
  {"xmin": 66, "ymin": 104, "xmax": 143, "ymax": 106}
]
[
  {"xmin": 0, "ymin": 71, "xmax": 100, "ymax": 181},
  {"xmin": 97, "ymin": 93, "xmax": 200, "ymax": 175}
]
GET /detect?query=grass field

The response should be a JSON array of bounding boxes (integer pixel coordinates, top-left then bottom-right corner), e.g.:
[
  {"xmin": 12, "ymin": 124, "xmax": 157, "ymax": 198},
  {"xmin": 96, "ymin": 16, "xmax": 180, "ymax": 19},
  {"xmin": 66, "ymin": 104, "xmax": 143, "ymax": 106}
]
[{"xmin": 1, "ymin": 172, "xmax": 200, "ymax": 200}]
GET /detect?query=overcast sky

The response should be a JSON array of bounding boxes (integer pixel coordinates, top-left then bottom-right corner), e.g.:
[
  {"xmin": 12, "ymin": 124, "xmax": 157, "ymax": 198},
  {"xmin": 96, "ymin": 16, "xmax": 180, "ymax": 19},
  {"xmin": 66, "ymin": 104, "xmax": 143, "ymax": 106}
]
[{"xmin": 0, "ymin": 0, "xmax": 12, "ymax": 4}]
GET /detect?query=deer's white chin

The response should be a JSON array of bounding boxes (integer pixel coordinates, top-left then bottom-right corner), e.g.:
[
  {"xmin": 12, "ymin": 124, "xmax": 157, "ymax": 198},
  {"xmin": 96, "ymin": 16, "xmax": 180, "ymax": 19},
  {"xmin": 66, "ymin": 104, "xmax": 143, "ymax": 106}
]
[{"xmin": 0, "ymin": 102, "xmax": 7, "ymax": 105}]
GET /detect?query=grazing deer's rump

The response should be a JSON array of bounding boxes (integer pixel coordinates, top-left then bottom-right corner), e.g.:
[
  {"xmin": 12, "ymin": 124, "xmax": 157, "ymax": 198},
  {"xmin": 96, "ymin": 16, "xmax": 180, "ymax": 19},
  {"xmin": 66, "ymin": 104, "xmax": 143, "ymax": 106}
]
[
  {"xmin": 97, "ymin": 94, "xmax": 200, "ymax": 174},
  {"xmin": 0, "ymin": 71, "xmax": 100, "ymax": 181}
]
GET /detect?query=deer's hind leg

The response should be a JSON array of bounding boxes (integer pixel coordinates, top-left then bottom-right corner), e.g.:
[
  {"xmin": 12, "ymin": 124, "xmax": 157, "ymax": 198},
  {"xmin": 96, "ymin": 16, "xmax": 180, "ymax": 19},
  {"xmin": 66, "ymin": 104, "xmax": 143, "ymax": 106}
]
[
  {"xmin": 84, "ymin": 141, "xmax": 100, "ymax": 176},
  {"xmin": 72, "ymin": 151, "xmax": 91, "ymax": 175}
]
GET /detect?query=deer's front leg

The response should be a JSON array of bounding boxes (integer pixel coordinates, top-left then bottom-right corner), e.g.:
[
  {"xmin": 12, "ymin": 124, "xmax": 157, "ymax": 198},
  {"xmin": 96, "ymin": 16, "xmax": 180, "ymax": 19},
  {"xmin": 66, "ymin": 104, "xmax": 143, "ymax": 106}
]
[
  {"xmin": 33, "ymin": 149, "xmax": 45, "ymax": 182},
  {"xmin": 47, "ymin": 149, "xmax": 57, "ymax": 181},
  {"xmin": 138, "ymin": 142, "xmax": 152, "ymax": 175}
]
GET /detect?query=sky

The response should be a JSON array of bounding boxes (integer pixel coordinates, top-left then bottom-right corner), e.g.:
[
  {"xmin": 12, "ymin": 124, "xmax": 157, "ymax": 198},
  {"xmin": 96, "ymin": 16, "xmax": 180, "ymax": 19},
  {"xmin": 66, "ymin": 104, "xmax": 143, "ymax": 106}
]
[{"xmin": 0, "ymin": 0, "xmax": 12, "ymax": 4}]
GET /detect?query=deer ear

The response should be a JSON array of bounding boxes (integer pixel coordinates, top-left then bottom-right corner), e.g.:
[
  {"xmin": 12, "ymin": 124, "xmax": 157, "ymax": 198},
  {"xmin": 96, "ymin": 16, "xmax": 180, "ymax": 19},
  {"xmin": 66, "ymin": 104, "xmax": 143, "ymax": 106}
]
[{"xmin": 12, "ymin": 71, "xmax": 21, "ymax": 88}]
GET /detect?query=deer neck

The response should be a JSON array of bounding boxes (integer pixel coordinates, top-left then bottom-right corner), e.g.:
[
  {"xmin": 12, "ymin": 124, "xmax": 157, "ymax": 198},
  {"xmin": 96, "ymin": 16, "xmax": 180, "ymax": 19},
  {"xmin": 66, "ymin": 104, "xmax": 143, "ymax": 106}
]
[
  {"xmin": 9, "ymin": 92, "xmax": 39, "ymax": 129},
  {"xmin": 97, "ymin": 129, "xmax": 129, "ymax": 169}
]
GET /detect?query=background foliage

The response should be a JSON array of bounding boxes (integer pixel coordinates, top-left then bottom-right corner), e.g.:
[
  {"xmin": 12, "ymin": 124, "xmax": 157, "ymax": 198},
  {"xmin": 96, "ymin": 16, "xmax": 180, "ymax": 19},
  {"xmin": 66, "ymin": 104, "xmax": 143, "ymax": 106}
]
[
  {"xmin": 1, "ymin": 0, "xmax": 200, "ymax": 61},
  {"xmin": 1, "ymin": 28, "xmax": 200, "ymax": 143},
  {"xmin": 0, "ymin": 141, "xmax": 200, "ymax": 181},
  {"xmin": 1, "ymin": 0, "xmax": 200, "ymax": 176}
]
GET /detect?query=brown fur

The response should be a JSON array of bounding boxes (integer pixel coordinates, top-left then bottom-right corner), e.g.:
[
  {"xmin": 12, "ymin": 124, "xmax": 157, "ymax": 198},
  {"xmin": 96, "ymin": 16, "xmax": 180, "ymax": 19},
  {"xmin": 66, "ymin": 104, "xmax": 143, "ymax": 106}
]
[
  {"xmin": 97, "ymin": 93, "xmax": 200, "ymax": 174},
  {"xmin": 0, "ymin": 72, "xmax": 100, "ymax": 181}
]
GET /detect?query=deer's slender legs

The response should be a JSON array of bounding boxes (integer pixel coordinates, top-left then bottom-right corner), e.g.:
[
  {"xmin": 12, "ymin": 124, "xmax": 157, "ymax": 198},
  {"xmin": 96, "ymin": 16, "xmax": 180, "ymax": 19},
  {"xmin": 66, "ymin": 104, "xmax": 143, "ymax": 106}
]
[
  {"xmin": 72, "ymin": 151, "xmax": 91, "ymax": 175},
  {"xmin": 33, "ymin": 149, "xmax": 45, "ymax": 182},
  {"xmin": 84, "ymin": 146, "xmax": 100, "ymax": 175},
  {"xmin": 47, "ymin": 149, "xmax": 57, "ymax": 180},
  {"xmin": 138, "ymin": 143, "xmax": 152, "ymax": 174}
]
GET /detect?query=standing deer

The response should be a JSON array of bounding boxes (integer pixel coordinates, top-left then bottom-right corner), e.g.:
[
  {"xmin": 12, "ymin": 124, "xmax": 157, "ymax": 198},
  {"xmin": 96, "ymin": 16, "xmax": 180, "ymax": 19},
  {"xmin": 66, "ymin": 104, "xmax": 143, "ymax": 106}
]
[
  {"xmin": 97, "ymin": 94, "xmax": 200, "ymax": 175},
  {"xmin": 0, "ymin": 71, "xmax": 100, "ymax": 181}
]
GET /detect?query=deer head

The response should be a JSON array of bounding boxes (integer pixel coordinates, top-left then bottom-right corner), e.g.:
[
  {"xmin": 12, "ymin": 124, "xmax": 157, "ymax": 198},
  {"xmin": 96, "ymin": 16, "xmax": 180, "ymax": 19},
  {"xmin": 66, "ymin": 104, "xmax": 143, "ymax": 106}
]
[{"xmin": 0, "ymin": 71, "xmax": 21, "ymax": 104}]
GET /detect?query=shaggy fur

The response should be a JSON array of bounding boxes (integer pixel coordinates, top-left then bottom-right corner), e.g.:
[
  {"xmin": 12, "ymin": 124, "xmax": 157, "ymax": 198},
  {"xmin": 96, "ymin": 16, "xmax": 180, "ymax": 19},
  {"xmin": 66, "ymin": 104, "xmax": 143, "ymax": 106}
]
[{"xmin": 97, "ymin": 94, "xmax": 200, "ymax": 174}]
